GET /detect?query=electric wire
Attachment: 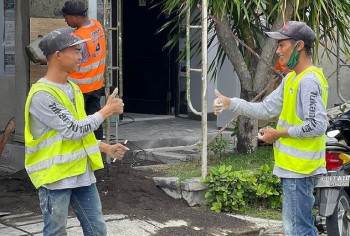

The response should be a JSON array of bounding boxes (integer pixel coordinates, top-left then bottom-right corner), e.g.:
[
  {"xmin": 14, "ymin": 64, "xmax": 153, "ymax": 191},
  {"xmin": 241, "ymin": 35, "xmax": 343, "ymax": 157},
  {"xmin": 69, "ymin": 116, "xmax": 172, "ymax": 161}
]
[
  {"xmin": 106, "ymin": 115, "xmax": 164, "ymax": 167},
  {"xmin": 114, "ymin": 139, "xmax": 165, "ymax": 167}
]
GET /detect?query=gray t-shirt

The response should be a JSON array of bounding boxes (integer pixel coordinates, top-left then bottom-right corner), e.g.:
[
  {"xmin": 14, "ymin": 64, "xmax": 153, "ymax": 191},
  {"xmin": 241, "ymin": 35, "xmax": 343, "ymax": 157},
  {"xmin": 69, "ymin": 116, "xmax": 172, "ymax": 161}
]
[
  {"xmin": 228, "ymin": 71, "xmax": 328, "ymax": 178},
  {"xmin": 29, "ymin": 78, "xmax": 104, "ymax": 189}
]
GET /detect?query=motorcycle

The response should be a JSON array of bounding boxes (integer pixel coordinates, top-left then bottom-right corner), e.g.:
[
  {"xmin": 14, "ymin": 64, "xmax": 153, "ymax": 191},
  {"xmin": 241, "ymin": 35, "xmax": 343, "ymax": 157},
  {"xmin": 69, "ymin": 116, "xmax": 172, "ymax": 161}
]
[{"xmin": 314, "ymin": 112, "xmax": 350, "ymax": 235}]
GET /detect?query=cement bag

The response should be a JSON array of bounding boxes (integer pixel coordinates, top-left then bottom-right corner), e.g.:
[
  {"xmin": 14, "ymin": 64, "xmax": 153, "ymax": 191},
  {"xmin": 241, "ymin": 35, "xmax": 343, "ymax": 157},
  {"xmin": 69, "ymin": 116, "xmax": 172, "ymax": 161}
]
[{"xmin": 25, "ymin": 36, "xmax": 47, "ymax": 64}]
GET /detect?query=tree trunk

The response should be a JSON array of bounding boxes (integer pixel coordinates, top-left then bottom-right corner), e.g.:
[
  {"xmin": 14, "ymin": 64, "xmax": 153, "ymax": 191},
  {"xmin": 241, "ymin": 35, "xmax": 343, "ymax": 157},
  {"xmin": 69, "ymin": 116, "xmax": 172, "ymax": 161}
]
[
  {"xmin": 236, "ymin": 116, "xmax": 258, "ymax": 154},
  {"xmin": 236, "ymin": 87, "xmax": 259, "ymax": 153},
  {"xmin": 253, "ymin": 1, "xmax": 295, "ymax": 93},
  {"xmin": 214, "ymin": 17, "xmax": 252, "ymax": 91},
  {"xmin": 214, "ymin": 2, "xmax": 295, "ymax": 154},
  {"xmin": 237, "ymin": 1, "xmax": 295, "ymax": 154}
]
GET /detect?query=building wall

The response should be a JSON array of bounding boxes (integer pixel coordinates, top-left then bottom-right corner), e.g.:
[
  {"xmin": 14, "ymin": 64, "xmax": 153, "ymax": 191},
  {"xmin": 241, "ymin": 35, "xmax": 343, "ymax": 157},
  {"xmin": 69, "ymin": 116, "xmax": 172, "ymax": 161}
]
[
  {"xmin": 29, "ymin": 18, "xmax": 67, "ymax": 85},
  {"xmin": 317, "ymin": 48, "xmax": 350, "ymax": 109},
  {"xmin": 29, "ymin": 0, "xmax": 95, "ymax": 84},
  {"xmin": 30, "ymin": 0, "xmax": 87, "ymax": 18}
]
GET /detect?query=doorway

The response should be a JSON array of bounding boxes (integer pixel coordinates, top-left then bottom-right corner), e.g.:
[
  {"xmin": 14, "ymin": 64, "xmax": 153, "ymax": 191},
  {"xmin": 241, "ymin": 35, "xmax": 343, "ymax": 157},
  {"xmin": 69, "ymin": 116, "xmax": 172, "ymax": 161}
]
[{"xmin": 116, "ymin": 0, "xmax": 176, "ymax": 115}]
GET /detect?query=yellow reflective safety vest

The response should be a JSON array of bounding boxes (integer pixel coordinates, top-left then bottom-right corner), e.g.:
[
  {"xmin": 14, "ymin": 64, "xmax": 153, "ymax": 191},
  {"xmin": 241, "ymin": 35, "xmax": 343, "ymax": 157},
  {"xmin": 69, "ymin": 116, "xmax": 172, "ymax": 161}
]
[
  {"xmin": 274, "ymin": 66, "xmax": 328, "ymax": 174},
  {"xmin": 24, "ymin": 81, "xmax": 104, "ymax": 189}
]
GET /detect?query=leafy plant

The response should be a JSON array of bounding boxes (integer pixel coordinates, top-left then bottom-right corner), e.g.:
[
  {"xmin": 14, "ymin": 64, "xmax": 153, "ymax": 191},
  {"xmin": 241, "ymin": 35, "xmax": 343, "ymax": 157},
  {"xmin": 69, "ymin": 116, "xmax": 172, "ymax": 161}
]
[
  {"xmin": 207, "ymin": 135, "xmax": 230, "ymax": 159},
  {"xmin": 230, "ymin": 121, "xmax": 238, "ymax": 137},
  {"xmin": 202, "ymin": 165, "xmax": 256, "ymax": 212},
  {"xmin": 252, "ymin": 164, "xmax": 282, "ymax": 209},
  {"xmin": 202, "ymin": 164, "xmax": 282, "ymax": 212}
]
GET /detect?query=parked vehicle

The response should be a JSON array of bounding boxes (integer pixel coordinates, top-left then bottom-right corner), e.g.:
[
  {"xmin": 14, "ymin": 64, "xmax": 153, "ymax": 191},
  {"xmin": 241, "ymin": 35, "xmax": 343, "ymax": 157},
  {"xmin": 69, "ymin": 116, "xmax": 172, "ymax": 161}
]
[{"xmin": 314, "ymin": 113, "xmax": 350, "ymax": 235}]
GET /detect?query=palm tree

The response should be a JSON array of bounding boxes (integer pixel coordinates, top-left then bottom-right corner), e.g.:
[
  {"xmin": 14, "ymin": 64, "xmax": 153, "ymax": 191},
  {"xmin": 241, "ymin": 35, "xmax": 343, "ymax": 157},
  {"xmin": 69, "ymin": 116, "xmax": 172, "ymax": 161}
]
[{"xmin": 156, "ymin": 0, "xmax": 350, "ymax": 153}]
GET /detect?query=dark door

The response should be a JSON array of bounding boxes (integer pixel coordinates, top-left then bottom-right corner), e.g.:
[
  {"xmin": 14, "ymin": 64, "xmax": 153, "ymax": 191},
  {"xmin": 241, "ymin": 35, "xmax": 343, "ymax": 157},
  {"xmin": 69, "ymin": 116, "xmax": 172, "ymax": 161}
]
[{"xmin": 121, "ymin": 0, "xmax": 174, "ymax": 115}]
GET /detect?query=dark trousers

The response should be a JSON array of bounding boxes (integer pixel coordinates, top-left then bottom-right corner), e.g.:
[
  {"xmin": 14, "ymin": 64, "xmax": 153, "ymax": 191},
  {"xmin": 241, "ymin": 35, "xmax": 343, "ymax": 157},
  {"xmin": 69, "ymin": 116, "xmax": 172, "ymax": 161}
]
[{"xmin": 83, "ymin": 88, "xmax": 103, "ymax": 140}]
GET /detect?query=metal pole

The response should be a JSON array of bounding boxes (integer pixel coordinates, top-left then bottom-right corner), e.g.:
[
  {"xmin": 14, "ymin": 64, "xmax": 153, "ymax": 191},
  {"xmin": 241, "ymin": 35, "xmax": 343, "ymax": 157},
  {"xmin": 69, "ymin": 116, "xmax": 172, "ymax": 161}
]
[
  {"xmin": 201, "ymin": 0, "xmax": 208, "ymax": 178},
  {"xmin": 114, "ymin": 0, "xmax": 123, "ymax": 146},
  {"xmin": 118, "ymin": 0, "xmax": 123, "ymax": 100},
  {"xmin": 103, "ymin": 0, "xmax": 112, "ymax": 164},
  {"xmin": 186, "ymin": 5, "xmax": 201, "ymax": 116}
]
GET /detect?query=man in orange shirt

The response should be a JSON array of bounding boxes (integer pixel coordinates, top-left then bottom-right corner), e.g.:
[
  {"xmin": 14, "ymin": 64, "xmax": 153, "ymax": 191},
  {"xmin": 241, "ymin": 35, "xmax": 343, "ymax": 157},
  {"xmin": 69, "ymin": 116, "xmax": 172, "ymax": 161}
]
[{"xmin": 59, "ymin": 0, "xmax": 106, "ymax": 140}]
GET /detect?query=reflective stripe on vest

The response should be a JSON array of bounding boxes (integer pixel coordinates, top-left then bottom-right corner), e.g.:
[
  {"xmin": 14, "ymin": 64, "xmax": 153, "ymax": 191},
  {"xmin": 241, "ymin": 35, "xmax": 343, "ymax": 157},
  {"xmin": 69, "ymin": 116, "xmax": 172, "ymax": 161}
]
[
  {"xmin": 77, "ymin": 58, "xmax": 106, "ymax": 73},
  {"xmin": 24, "ymin": 81, "xmax": 104, "ymax": 188},
  {"xmin": 274, "ymin": 66, "xmax": 328, "ymax": 174},
  {"xmin": 275, "ymin": 140, "xmax": 324, "ymax": 160},
  {"xmin": 68, "ymin": 73, "xmax": 104, "ymax": 85},
  {"xmin": 68, "ymin": 19, "xmax": 106, "ymax": 93},
  {"xmin": 26, "ymin": 145, "xmax": 100, "ymax": 175}
]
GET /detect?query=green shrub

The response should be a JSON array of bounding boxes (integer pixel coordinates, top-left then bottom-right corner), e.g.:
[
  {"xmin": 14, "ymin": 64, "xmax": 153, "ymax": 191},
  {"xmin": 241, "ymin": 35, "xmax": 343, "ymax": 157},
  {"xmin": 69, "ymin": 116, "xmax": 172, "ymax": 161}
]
[
  {"xmin": 252, "ymin": 164, "xmax": 282, "ymax": 209},
  {"xmin": 207, "ymin": 135, "xmax": 230, "ymax": 159},
  {"xmin": 202, "ymin": 164, "xmax": 282, "ymax": 213}
]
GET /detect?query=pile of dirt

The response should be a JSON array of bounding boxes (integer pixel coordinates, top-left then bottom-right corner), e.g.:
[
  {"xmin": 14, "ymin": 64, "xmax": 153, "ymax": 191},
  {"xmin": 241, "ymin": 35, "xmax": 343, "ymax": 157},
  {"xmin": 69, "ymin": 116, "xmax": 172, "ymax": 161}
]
[
  {"xmin": 0, "ymin": 168, "xmax": 39, "ymax": 214},
  {"xmin": 0, "ymin": 161, "xmax": 253, "ymax": 235}
]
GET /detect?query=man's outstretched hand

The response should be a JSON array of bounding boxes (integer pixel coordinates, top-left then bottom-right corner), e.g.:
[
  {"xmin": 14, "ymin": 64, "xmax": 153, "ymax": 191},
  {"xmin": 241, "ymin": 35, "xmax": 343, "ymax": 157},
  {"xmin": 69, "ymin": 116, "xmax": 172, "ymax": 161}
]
[{"xmin": 213, "ymin": 89, "xmax": 231, "ymax": 115}]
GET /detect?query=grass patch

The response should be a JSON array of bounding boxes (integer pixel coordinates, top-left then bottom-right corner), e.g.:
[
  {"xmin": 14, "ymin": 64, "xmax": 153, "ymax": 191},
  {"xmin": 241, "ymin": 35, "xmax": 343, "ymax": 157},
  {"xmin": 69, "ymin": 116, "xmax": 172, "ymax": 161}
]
[
  {"xmin": 238, "ymin": 206, "xmax": 282, "ymax": 220},
  {"xmin": 151, "ymin": 146, "xmax": 275, "ymax": 180},
  {"xmin": 152, "ymin": 161, "xmax": 201, "ymax": 181}
]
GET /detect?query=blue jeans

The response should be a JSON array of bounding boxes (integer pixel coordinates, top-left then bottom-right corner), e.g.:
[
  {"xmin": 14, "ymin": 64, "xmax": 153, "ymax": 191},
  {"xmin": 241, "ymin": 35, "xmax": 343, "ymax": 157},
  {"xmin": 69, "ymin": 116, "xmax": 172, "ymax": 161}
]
[
  {"xmin": 282, "ymin": 178, "xmax": 317, "ymax": 236},
  {"xmin": 38, "ymin": 183, "xmax": 107, "ymax": 236}
]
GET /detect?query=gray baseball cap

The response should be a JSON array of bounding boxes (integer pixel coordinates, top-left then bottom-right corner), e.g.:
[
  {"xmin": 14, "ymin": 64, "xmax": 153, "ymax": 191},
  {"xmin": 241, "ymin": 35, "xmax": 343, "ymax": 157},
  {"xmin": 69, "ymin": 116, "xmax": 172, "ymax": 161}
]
[
  {"xmin": 38, "ymin": 28, "xmax": 90, "ymax": 56},
  {"xmin": 265, "ymin": 21, "xmax": 316, "ymax": 47}
]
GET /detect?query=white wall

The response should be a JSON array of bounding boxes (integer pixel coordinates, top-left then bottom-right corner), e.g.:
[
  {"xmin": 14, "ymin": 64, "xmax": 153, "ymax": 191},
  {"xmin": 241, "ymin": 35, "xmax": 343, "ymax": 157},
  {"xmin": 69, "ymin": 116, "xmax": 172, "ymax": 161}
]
[{"xmin": 317, "ymin": 45, "xmax": 350, "ymax": 108}]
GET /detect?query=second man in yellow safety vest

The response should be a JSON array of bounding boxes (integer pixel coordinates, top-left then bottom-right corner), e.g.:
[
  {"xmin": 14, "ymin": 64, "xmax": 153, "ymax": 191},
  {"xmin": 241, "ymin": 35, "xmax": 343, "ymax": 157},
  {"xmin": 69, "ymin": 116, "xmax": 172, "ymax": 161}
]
[{"xmin": 214, "ymin": 21, "xmax": 328, "ymax": 236}]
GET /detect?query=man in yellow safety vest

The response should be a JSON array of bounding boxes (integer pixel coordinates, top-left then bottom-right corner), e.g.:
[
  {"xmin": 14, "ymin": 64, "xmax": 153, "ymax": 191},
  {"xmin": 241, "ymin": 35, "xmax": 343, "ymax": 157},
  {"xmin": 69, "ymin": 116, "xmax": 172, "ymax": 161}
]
[
  {"xmin": 24, "ymin": 28, "xmax": 128, "ymax": 236},
  {"xmin": 214, "ymin": 21, "xmax": 328, "ymax": 236}
]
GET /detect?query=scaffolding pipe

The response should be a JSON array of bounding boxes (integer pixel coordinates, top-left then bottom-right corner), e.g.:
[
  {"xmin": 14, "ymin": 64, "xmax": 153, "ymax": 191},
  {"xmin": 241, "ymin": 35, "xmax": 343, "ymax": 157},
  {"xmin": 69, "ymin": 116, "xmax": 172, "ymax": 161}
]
[
  {"xmin": 118, "ymin": 0, "xmax": 124, "ymax": 100},
  {"xmin": 103, "ymin": 0, "xmax": 111, "ymax": 163},
  {"xmin": 186, "ymin": 6, "xmax": 201, "ymax": 116}
]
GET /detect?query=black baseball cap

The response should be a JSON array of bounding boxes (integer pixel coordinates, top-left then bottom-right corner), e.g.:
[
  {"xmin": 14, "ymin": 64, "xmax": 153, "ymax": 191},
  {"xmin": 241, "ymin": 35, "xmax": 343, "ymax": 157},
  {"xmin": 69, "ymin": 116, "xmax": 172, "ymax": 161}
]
[
  {"xmin": 58, "ymin": 0, "xmax": 88, "ymax": 16},
  {"xmin": 39, "ymin": 28, "xmax": 90, "ymax": 56},
  {"xmin": 265, "ymin": 21, "xmax": 316, "ymax": 47}
]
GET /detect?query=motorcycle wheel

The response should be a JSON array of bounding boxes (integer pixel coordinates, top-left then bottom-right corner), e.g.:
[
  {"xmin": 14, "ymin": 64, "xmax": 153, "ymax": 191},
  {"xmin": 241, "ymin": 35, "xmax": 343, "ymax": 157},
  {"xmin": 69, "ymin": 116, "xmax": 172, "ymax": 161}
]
[{"xmin": 326, "ymin": 190, "xmax": 350, "ymax": 236}]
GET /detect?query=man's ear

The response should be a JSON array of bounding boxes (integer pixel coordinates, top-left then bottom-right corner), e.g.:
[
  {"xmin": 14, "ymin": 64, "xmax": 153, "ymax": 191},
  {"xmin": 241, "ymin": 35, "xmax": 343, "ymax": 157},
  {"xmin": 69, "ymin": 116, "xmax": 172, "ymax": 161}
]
[
  {"xmin": 54, "ymin": 51, "xmax": 60, "ymax": 60},
  {"xmin": 297, "ymin": 41, "xmax": 305, "ymax": 51}
]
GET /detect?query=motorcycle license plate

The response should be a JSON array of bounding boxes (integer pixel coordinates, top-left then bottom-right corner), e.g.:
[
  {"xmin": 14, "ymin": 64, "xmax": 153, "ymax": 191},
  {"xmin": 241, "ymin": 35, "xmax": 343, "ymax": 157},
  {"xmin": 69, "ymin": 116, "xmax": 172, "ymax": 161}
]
[{"xmin": 315, "ymin": 175, "xmax": 350, "ymax": 187}]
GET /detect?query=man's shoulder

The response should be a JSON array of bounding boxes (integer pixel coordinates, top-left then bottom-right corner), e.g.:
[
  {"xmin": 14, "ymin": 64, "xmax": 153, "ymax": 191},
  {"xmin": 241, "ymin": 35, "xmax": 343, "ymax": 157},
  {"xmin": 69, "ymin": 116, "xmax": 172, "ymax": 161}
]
[
  {"xmin": 79, "ymin": 19, "xmax": 103, "ymax": 30},
  {"xmin": 300, "ymin": 71, "xmax": 321, "ymax": 84}
]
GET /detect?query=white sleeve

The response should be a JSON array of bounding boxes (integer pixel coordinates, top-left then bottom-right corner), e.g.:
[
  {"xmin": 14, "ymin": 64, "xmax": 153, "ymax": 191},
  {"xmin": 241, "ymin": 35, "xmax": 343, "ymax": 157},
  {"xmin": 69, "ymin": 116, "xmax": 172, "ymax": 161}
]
[{"xmin": 228, "ymin": 79, "xmax": 284, "ymax": 120}]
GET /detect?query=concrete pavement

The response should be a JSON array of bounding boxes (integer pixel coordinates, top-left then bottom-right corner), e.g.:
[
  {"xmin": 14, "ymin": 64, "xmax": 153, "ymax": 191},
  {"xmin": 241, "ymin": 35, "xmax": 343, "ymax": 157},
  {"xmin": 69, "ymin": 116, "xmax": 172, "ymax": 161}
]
[
  {"xmin": 0, "ymin": 211, "xmax": 284, "ymax": 235},
  {"xmin": 0, "ymin": 212, "xmax": 190, "ymax": 236}
]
